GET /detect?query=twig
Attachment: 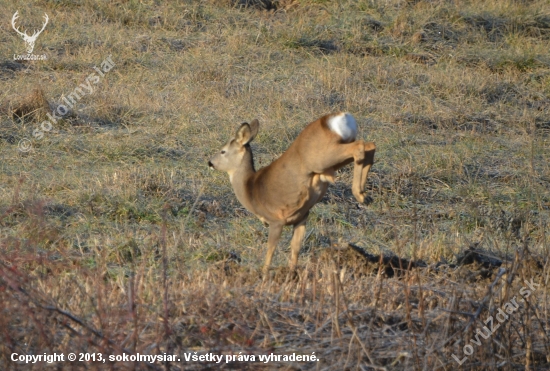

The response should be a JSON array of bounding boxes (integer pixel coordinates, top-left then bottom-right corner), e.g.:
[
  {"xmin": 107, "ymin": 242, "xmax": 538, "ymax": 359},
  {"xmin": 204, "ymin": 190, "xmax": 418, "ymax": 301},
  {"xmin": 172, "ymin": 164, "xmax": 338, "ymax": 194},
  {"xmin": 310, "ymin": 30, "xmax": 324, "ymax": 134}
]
[
  {"xmin": 439, "ymin": 267, "xmax": 507, "ymax": 350},
  {"xmin": 335, "ymin": 272, "xmax": 386, "ymax": 370},
  {"xmin": 1, "ymin": 262, "xmax": 162, "ymax": 371}
]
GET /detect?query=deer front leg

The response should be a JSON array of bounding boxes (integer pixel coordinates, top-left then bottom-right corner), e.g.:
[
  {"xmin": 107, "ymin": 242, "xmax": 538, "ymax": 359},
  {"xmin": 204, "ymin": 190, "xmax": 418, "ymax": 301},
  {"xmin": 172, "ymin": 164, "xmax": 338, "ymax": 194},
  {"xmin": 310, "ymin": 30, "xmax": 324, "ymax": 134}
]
[
  {"xmin": 289, "ymin": 218, "xmax": 307, "ymax": 271},
  {"xmin": 263, "ymin": 222, "xmax": 284, "ymax": 274}
]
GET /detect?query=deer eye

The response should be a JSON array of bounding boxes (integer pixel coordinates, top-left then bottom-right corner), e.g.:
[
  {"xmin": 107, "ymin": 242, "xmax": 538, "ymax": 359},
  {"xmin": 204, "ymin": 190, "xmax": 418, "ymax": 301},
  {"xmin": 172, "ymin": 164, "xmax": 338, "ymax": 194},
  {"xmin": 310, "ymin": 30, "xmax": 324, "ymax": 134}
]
[{"xmin": 221, "ymin": 150, "xmax": 226, "ymax": 154}]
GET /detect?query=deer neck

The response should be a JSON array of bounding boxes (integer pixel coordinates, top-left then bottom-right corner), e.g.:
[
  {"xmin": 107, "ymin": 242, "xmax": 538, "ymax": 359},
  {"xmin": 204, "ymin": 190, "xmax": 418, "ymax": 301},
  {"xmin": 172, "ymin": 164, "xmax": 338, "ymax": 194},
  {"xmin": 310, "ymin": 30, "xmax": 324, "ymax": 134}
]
[{"xmin": 229, "ymin": 148, "xmax": 257, "ymax": 213}]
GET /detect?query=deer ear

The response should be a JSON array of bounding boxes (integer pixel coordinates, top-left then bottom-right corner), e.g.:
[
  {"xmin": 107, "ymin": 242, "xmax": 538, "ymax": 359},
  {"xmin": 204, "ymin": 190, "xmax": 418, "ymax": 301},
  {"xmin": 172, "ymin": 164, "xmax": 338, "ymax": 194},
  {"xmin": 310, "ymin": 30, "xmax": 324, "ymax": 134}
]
[
  {"xmin": 235, "ymin": 120, "xmax": 259, "ymax": 145},
  {"xmin": 248, "ymin": 119, "xmax": 259, "ymax": 141}
]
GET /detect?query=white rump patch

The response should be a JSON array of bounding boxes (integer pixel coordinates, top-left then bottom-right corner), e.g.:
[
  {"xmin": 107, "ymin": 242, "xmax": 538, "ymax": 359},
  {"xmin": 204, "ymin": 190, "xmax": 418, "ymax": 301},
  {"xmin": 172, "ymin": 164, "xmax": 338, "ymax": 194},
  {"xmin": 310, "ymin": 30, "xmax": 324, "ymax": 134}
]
[{"xmin": 327, "ymin": 112, "xmax": 357, "ymax": 142}]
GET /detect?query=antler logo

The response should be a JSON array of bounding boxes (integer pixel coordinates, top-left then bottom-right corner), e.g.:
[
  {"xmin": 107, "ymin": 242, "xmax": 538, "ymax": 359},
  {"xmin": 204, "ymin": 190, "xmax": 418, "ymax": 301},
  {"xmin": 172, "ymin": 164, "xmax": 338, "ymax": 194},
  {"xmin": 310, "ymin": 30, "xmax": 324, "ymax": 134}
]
[{"xmin": 11, "ymin": 11, "xmax": 49, "ymax": 54}]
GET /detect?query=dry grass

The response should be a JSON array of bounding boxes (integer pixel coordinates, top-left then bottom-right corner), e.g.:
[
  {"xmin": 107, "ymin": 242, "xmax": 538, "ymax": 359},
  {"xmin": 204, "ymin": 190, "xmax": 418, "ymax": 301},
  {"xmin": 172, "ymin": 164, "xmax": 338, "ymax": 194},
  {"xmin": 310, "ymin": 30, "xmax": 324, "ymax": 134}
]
[{"xmin": 1, "ymin": 0, "xmax": 549, "ymax": 369}]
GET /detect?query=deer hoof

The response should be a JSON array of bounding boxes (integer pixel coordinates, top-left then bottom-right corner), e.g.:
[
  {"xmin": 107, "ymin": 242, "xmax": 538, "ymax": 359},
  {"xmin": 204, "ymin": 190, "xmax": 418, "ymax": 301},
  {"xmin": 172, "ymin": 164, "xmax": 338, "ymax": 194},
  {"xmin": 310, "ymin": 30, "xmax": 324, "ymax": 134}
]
[{"xmin": 352, "ymin": 191, "xmax": 365, "ymax": 204}]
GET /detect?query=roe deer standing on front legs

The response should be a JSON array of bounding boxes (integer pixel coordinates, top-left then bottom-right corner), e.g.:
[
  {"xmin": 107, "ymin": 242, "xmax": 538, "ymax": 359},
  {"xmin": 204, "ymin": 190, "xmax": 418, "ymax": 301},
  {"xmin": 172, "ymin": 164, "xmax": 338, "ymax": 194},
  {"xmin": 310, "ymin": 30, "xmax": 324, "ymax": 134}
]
[{"xmin": 208, "ymin": 112, "xmax": 375, "ymax": 275}]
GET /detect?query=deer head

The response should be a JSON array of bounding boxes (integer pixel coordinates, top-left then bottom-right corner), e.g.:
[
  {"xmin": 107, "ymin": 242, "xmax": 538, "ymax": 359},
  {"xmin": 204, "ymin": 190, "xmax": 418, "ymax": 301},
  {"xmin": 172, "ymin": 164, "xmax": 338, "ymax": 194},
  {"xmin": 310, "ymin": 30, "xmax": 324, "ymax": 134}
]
[
  {"xmin": 208, "ymin": 120, "xmax": 259, "ymax": 175},
  {"xmin": 12, "ymin": 11, "xmax": 49, "ymax": 54}
]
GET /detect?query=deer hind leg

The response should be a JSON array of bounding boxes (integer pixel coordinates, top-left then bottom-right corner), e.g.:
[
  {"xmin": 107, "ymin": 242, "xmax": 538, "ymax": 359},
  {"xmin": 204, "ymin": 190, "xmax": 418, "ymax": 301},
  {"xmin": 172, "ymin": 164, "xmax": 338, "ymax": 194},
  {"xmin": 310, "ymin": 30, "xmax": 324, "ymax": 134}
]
[
  {"xmin": 336, "ymin": 140, "xmax": 369, "ymax": 203},
  {"xmin": 289, "ymin": 217, "xmax": 307, "ymax": 271},
  {"xmin": 350, "ymin": 141, "xmax": 367, "ymax": 203},
  {"xmin": 263, "ymin": 222, "xmax": 284, "ymax": 274},
  {"xmin": 359, "ymin": 141, "xmax": 376, "ymax": 198},
  {"xmin": 328, "ymin": 140, "xmax": 375, "ymax": 203}
]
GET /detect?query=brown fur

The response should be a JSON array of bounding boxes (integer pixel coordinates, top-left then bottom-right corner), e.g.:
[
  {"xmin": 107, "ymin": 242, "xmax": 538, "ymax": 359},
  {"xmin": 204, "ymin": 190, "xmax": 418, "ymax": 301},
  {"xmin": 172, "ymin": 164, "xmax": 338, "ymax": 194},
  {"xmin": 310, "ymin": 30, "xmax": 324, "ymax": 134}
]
[{"xmin": 209, "ymin": 113, "xmax": 376, "ymax": 273}]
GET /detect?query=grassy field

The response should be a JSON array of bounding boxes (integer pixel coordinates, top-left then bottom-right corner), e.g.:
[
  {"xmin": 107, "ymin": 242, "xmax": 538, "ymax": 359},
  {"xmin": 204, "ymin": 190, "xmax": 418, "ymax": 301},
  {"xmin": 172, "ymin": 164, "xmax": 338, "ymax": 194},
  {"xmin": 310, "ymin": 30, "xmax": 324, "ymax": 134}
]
[{"xmin": 1, "ymin": 0, "xmax": 549, "ymax": 369}]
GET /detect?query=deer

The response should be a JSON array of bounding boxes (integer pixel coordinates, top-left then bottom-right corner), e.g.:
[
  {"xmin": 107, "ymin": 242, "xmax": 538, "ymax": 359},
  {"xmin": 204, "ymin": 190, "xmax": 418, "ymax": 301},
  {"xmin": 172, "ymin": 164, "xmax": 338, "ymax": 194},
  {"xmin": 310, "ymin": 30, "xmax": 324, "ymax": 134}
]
[
  {"xmin": 11, "ymin": 11, "xmax": 49, "ymax": 54},
  {"xmin": 208, "ymin": 112, "xmax": 375, "ymax": 275}
]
